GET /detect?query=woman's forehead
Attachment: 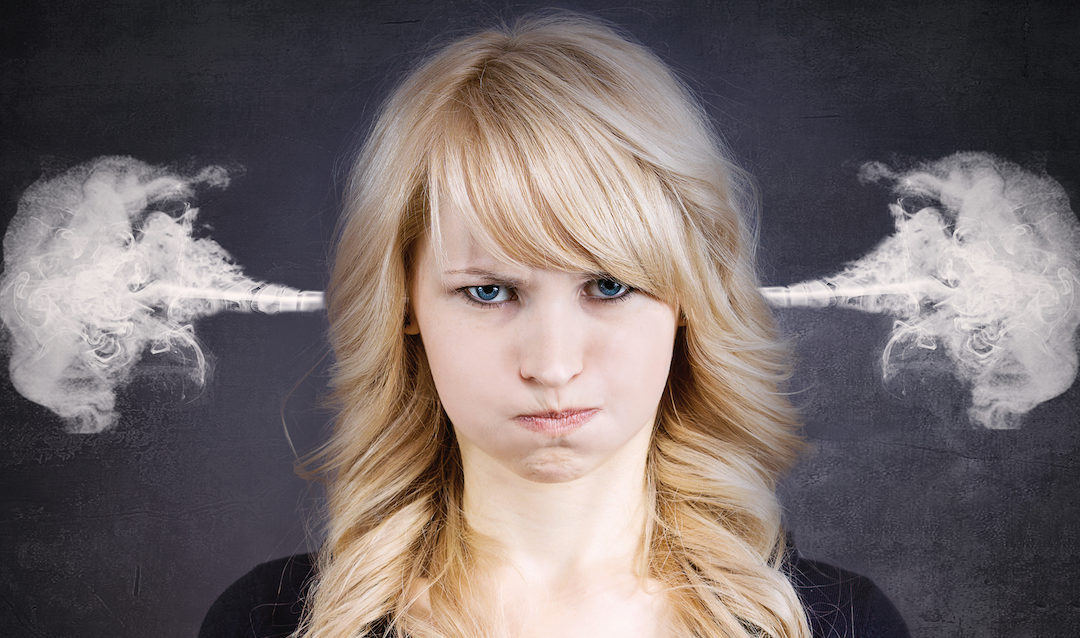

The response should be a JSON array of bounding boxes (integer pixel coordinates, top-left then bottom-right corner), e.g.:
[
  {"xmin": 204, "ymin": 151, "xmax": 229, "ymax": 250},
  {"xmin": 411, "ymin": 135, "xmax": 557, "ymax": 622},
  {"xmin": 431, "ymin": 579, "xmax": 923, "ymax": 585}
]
[
  {"xmin": 427, "ymin": 194, "xmax": 594, "ymax": 273},
  {"xmin": 422, "ymin": 139, "xmax": 685, "ymax": 302},
  {"xmin": 426, "ymin": 202, "xmax": 503, "ymax": 269}
]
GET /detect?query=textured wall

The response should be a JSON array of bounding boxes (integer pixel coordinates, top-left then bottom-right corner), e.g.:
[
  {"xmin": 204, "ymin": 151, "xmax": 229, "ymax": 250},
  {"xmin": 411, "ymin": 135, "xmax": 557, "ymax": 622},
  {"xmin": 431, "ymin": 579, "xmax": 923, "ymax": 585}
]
[{"xmin": 1, "ymin": 1, "xmax": 1077, "ymax": 636}]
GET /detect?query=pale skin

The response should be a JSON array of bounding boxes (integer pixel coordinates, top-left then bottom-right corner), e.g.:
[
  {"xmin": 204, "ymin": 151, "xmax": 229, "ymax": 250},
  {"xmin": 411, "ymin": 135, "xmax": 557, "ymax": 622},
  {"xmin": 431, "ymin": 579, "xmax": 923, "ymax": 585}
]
[{"xmin": 407, "ymin": 204, "xmax": 680, "ymax": 637}]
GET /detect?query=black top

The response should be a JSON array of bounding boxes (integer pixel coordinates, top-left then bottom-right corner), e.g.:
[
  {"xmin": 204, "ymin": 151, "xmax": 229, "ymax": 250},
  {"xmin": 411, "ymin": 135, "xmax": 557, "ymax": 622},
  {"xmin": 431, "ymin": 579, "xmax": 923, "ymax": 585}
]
[{"xmin": 199, "ymin": 549, "xmax": 909, "ymax": 637}]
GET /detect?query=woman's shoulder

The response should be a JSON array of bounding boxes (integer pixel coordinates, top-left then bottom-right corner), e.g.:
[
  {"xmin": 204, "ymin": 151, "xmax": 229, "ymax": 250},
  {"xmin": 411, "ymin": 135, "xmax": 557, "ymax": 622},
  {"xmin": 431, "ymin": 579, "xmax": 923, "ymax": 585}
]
[
  {"xmin": 784, "ymin": 546, "xmax": 910, "ymax": 638},
  {"xmin": 199, "ymin": 553, "xmax": 316, "ymax": 638},
  {"xmin": 199, "ymin": 548, "xmax": 909, "ymax": 638}
]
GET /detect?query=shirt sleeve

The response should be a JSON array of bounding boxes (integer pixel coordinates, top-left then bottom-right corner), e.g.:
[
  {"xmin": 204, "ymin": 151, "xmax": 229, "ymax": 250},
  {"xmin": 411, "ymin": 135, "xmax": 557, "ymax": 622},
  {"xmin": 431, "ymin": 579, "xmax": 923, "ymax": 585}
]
[
  {"xmin": 787, "ymin": 553, "xmax": 910, "ymax": 638},
  {"xmin": 851, "ymin": 577, "xmax": 909, "ymax": 638},
  {"xmin": 198, "ymin": 554, "xmax": 315, "ymax": 638}
]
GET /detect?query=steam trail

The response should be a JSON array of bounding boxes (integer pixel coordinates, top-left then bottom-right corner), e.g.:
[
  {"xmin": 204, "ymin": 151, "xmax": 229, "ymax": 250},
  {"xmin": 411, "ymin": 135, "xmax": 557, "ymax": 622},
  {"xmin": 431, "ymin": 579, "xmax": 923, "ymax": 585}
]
[
  {"xmin": 4, "ymin": 153, "xmax": 1075, "ymax": 433},
  {"xmin": 761, "ymin": 153, "xmax": 1080, "ymax": 428},
  {"xmin": 0, "ymin": 157, "xmax": 322, "ymax": 433}
]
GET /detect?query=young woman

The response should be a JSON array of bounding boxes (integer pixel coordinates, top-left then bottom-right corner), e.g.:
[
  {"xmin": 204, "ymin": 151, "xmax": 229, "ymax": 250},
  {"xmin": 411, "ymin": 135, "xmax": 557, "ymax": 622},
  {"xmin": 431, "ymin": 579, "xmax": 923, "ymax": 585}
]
[{"xmin": 201, "ymin": 11, "xmax": 908, "ymax": 638}]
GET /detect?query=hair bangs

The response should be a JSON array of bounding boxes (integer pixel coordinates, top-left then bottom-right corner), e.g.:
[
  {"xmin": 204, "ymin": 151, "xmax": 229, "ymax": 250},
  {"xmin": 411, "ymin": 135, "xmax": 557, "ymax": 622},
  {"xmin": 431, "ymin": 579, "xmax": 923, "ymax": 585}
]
[{"xmin": 423, "ymin": 67, "xmax": 686, "ymax": 305}]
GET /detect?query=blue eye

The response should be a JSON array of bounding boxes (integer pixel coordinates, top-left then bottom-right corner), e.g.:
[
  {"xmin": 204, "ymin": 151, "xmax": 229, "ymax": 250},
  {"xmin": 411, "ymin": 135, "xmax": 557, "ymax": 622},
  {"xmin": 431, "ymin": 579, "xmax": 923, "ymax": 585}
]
[
  {"xmin": 588, "ymin": 278, "xmax": 631, "ymax": 300},
  {"xmin": 465, "ymin": 285, "xmax": 510, "ymax": 303}
]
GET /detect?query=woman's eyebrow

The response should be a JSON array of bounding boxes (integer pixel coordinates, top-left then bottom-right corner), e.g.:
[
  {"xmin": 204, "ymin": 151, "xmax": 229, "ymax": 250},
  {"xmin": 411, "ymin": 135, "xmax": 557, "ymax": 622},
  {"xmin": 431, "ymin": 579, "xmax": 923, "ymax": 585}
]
[{"xmin": 442, "ymin": 267, "xmax": 526, "ymax": 287}]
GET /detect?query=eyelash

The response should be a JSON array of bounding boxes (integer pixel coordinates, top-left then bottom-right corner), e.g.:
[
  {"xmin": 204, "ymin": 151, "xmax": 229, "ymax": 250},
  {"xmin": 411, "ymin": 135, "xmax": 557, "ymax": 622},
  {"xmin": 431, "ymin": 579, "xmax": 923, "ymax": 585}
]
[{"xmin": 456, "ymin": 279, "xmax": 634, "ymax": 308}]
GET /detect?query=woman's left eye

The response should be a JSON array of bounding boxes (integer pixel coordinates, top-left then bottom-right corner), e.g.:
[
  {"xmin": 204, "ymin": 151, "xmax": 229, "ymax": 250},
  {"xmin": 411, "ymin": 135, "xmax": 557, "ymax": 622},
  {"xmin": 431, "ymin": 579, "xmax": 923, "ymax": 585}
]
[{"xmin": 586, "ymin": 278, "xmax": 631, "ymax": 300}]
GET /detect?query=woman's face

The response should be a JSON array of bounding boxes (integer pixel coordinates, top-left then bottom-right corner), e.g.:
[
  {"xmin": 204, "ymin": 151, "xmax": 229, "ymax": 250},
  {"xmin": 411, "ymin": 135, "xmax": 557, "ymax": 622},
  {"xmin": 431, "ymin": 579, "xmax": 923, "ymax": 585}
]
[{"xmin": 409, "ymin": 205, "xmax": 679, "ymax": 483}]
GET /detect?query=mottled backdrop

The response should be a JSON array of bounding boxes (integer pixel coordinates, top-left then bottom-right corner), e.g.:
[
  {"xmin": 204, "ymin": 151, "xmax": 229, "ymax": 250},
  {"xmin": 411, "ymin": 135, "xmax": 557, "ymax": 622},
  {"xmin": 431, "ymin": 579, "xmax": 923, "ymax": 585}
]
[{"xmin": 1, "ymin": 1, "xmax": 1077, "ymax": 636}]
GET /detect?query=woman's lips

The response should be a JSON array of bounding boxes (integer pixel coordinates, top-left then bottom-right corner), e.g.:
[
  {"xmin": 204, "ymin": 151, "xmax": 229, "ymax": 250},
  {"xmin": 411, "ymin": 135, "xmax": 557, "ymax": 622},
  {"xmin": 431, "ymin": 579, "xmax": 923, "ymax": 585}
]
[{"xmin": 515, "ymin": 408, "xmax": 598, "ymax": 436}]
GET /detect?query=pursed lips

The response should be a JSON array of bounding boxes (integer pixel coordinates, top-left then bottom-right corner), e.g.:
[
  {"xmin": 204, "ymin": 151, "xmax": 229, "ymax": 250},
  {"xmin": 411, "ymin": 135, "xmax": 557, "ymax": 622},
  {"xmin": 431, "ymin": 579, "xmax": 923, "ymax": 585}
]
[{"xmin": 514, "ymin": 408, "xmax": 599, "ymax": 436}]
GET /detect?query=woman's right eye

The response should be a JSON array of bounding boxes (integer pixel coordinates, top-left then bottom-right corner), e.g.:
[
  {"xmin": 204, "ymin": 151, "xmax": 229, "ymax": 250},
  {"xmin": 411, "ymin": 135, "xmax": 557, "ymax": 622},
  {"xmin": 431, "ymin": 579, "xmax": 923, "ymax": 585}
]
[{"xmin": 463, "ymin": 285, "xmax": 513, "ymax": 304}]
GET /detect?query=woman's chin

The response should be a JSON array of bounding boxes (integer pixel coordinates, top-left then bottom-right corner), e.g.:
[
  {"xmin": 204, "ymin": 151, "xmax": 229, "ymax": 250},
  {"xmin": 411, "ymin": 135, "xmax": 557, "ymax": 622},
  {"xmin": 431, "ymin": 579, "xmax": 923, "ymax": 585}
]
[{"xmin": 515, "ymin": 448, "xmax": 592, "ymax": 483}]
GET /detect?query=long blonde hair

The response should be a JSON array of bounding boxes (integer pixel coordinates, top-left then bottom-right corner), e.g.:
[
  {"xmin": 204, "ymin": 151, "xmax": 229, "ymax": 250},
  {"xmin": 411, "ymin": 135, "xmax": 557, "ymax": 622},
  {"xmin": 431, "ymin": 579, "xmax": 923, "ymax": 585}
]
[{"xmin": 303, "ymin": 10, "xmax": 809, "ymax": 637}]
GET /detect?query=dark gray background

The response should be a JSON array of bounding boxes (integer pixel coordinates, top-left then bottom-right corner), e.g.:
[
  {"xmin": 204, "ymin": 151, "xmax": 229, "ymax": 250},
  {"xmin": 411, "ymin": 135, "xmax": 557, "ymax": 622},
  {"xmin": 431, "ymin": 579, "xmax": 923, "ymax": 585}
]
[{"xmin": 2, "ymin": 1, "xmax": 1077, "ymax": 636}]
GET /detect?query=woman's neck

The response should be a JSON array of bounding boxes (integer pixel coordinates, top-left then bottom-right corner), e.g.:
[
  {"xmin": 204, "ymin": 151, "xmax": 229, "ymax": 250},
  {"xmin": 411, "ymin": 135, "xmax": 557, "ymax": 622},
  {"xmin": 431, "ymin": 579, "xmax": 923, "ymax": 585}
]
[
  {"xmin": 452, "ymin": 424, "xmax": 672, "ymax": 637},
  {"xmin": 459, "ymin": 425, "xmax": 653, "ymax": 585}
]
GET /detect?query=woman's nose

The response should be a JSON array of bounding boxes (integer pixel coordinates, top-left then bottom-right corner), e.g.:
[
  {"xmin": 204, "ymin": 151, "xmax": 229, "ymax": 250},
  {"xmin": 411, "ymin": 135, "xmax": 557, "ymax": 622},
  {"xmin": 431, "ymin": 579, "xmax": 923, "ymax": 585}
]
[{"xmin": 517, "ymin": 302, "xmax": 584, "ymax": 388}]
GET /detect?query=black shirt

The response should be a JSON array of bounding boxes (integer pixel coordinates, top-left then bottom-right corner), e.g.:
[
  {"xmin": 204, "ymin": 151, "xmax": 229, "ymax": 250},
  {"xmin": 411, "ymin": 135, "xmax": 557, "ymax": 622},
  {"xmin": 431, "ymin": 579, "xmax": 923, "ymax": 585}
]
[{"xmin": 200, "ymin": 549, "xmax": 909, "ymax": 637}]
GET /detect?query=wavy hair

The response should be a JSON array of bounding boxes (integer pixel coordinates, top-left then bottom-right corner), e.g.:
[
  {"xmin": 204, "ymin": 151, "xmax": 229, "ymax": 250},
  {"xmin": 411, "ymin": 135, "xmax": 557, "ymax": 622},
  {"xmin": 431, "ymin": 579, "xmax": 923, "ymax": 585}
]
[{"xmin": 301, "ymin": 10, "xmax": 809, "ymax": 637}]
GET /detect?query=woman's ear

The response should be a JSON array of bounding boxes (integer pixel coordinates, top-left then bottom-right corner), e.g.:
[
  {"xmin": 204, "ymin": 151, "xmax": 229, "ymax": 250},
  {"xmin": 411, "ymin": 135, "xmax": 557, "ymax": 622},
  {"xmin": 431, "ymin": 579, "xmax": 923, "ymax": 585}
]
[{"xmin": 404, "ymin": 298, "xmax": 420, "ymax": 335}]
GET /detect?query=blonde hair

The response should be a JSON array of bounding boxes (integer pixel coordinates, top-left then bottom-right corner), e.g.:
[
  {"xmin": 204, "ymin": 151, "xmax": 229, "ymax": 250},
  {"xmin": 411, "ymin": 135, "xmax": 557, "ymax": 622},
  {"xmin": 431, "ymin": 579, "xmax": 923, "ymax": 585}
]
[{"xmin": 304, "ymin": 10, "xmax": 809, "ymax": 637}]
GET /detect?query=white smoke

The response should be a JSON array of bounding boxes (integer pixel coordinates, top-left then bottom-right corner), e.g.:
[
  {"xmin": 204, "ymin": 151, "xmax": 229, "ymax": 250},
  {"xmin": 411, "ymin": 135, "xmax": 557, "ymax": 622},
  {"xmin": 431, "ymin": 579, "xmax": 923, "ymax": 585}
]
[
  {"xmin": 0, "ymin": 156, "xmax": 320, "ymax": 433},
  {"xmin": 6, "ymin": 153, "xmax": 1074, "ymax": 433},
  {"xmin": 768, "ymin": 153, "xmax": 1080, "ymax": 428}
]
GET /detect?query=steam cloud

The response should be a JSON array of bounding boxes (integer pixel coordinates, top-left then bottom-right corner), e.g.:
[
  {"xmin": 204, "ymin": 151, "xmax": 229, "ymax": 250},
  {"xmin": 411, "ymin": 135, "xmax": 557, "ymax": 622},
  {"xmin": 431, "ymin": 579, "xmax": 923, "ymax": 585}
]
[
  {"xmin": 3, "ymin": 153, "xmax": 1076, "ymax": 433},
  {"xmin": 762, "ymin": 153, "xmax": 1080, "ymax": 428},
  {"xmin": 0, "ymin": 157, "xmax": 322, "ymax": 433}
]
